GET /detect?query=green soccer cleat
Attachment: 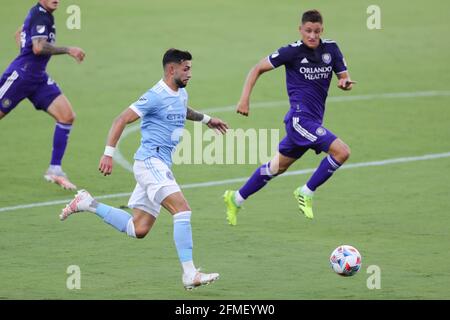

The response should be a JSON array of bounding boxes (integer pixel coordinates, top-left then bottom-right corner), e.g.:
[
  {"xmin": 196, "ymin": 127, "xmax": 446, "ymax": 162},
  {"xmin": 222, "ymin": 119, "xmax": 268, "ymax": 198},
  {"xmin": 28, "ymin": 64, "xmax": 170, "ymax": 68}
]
[
  {"xmin": 223, "ymin": 190, "xmax": 241, "ymax": 226},
  {"xmin": 293, "ymin": 187, "xmax": 314, "ymax": 219}
]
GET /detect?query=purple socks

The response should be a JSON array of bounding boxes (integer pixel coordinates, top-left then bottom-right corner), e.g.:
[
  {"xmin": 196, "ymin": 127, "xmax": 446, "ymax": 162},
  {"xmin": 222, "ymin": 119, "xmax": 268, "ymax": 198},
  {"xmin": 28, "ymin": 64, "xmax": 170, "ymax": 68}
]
[
  {"xmin": 306, "ymin": 155, "xmax": 341, "ymax": 191},
  {"xmin": 238, "ymin": 162, "xmax": 275, "ymax": 199},
  {"xmin": 238, "ymin": 155, "xmax": 342, "ymax": 200},
  {"xmin": 50, "ymin": 122, "xmax": 72, "ymax": 166}
]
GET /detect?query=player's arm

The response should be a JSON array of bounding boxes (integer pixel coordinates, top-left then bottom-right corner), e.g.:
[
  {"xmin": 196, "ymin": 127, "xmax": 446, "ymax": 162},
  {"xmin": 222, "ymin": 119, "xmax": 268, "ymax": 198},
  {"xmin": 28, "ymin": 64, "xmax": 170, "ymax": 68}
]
[
  {"xmin": 237, "ymin": 57, "xmax": 274, "ymax": 117},
  {"xmin": 186, "ymin": 107, "xmax": 228, "ymax": 134},
  {"xmin": 15, "ymin": 26, "xmax": 22, "ymax": 48},
  {"xmin": 31, "ymin": 38, "xmax": 85, "ymax": 63},
  {"xmin": 98, "ymin": 108, "xmax": 140, "ymax": 176},
  {"xmin": 336, "ymin": 71, "xmax": 355, "ymax": 91}
]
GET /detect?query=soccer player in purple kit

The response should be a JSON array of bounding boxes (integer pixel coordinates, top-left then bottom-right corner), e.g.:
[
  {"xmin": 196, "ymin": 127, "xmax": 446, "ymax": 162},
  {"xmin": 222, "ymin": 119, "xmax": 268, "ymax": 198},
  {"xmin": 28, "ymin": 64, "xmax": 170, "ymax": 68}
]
[
  {"xmin": 224, "ymin": 10, "xmax": 355, "ymax": 224},
  {"xmin": 0, "ymin": 0, "xmax": 85, "ymax": 190}
]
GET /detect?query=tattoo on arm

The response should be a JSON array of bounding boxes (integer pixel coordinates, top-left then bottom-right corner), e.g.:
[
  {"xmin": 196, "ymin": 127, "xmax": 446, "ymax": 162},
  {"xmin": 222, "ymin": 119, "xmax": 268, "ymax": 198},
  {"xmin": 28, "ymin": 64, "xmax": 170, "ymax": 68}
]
[
  {"xmin": 186, "ymin": 107, "xmax": 205, "ymax": 121},
  {"xmin": 33, "ymin": 38, "xmax": 69, "ymax": 55}
]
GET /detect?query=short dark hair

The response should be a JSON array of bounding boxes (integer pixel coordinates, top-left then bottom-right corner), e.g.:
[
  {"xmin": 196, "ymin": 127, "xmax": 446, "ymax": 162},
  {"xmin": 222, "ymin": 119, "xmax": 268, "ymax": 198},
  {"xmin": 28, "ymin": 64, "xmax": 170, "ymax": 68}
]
[
  {"xmin": 162, "ymin": 48, "xmax": 192, "ymax": 67},
  {"xmin": 301, "ymin": 9, "xmax": 323, "ymax": 24}
]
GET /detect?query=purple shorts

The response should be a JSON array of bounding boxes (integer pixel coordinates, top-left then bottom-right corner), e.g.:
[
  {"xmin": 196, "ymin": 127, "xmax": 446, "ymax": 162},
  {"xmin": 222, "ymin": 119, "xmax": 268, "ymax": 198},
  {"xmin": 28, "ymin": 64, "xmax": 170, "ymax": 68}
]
[
  {"xmin": 278, "ymin": 115, "xmax": 337, "ymax": 159},
  {"xmin": 0, "ymin": 69, "xmax": 62, "ymax": 114}
]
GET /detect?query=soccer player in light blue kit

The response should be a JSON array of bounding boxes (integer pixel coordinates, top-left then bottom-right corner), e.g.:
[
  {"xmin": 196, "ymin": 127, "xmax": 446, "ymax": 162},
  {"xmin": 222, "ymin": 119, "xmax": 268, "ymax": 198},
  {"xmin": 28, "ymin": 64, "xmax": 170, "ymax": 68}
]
[
  {"xmin": 224, "ymin": 10, "xmax": 355, "ymax": 224},
  {"xmin": 60, "ymin": 49, "xmax": 228, "ymax": 290}
]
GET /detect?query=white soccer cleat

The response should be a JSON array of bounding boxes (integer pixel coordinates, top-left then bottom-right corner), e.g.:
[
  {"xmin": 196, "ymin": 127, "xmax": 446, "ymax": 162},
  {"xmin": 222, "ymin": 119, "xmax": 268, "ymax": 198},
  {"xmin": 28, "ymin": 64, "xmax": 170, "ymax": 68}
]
[
  {"xmin": 44, "ymin": 169, "xmax": 77, "ymax": 190},
  {"xmin": 60, "ymin": 189, "xmax": 95, "ymax": 221},
  {"xmin": 182, "ymin": 269, "xmax": 219, "ymax": 290}
]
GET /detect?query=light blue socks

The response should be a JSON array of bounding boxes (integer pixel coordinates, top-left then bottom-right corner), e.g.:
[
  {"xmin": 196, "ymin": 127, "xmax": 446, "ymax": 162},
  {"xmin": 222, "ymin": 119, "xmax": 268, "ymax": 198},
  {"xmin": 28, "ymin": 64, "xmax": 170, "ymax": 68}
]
[
  {"xmin": 95, "ymin": 203, "xmax": 135, "ymax": 237},
  {"xmin": 173, "ymin": 211, "xmax": 193, "ymax": 263}
]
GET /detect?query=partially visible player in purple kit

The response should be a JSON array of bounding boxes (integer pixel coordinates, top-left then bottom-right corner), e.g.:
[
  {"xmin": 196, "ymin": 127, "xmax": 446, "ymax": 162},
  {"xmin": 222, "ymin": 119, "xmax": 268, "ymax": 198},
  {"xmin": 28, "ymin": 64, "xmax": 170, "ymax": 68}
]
[
  {"xmin": 0, "ymin": 0, "xmax": 85, "ymax": 190},
  {"xmin": 224, "ymin": 10, "xmax": 355, "ymax": 224}
]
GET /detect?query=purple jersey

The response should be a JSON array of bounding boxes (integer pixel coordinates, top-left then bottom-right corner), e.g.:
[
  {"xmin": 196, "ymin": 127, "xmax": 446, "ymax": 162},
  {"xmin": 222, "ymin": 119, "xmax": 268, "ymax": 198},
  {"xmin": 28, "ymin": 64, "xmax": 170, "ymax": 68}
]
[
  {"xmin": 0, "ymin": 3, "xmax": 61, "ymax": 114},
  {"xmin": 6, "ymin": 3, "xmax": 56, "ymax": 80},
  {"xmin": 268, "ymin": 39, "xmax": 347, "ymax": 122}
]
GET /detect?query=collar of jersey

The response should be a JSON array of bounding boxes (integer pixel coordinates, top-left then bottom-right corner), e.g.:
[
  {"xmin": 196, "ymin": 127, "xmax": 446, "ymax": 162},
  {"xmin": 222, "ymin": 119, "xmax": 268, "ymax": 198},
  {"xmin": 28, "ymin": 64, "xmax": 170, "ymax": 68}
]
[
  {"xmin": 37, "ymin": 3, "xmax": 48, "ymax": 13},
  {"xmin": 300, "ymin": 39, "xmax": 324, "ymax": 51},
  {"xmin": 158, "ymin": 79, "xmax": 180, "ymax": 96}
]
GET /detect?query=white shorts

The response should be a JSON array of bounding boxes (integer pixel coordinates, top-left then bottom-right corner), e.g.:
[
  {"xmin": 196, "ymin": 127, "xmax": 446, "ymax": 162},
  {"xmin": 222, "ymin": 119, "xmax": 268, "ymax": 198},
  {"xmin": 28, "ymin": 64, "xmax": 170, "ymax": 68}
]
[{"xmin": 127, "ymin": 158, "xmax": 181, "ymax": 218}]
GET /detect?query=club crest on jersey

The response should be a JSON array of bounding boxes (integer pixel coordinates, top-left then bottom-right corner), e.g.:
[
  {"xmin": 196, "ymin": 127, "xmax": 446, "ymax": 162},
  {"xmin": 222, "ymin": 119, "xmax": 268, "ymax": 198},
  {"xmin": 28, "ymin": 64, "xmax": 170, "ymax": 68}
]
[
  {"xmin": 2, "ymin": 99, "xmax": 12, "ymax": 109},
  {"xmin": 315, "ymin": 127, "xmax": 326, "ymax": 136},
  {"xmin": 322, "ymin": 53, "xmax": 332, "ymax": 64},
  {"xmin": 49, "ymin": 33, "xmax": 56, "ymax": 43},
  {"xmin": 36, "ymin": 25, "xmax": 46, "ymax": 34},
  {"xmin": 166, "ymin": 171, "xmax": 174, "ymax": 180}
]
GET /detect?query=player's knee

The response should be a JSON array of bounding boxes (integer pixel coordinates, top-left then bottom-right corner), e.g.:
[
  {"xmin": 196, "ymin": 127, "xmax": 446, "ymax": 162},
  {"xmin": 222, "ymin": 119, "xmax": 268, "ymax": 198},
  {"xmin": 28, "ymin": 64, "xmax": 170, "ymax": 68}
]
[
  {"xmin": 63, "ymin": 111, "xmax": 76, "ymax": 124},
  {"xmin": 339, "ymin": 145, "xmax": 351, "ymax": 163},
  {"xmin": 135, "ymin": 226, "xmax": 150, "ymax": 239},
  {"xmin": 269, "ymin": 162, "xmax": 287, "ymax": 176},
  {"xmin": 56, "ymin": 112, "xmax": 75, "ymax": 124}
]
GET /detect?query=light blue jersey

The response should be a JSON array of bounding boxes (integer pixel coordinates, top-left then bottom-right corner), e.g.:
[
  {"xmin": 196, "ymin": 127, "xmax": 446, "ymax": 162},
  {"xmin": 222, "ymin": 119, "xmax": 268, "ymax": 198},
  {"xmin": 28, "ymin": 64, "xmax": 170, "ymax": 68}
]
[{"xmin": 130, "ymin": 79, "xmax": 188, "ymax": 167}]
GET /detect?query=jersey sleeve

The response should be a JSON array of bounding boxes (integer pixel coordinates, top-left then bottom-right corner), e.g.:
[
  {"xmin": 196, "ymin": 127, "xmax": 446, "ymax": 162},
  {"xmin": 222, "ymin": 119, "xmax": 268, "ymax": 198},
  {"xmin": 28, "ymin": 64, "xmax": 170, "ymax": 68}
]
[
  {"xmin": 268, "ymin": 44, "xmax": 297, "ymax": 68},
  {"xmin": 29, "ymin": 12, "xmax": 51, "ymax": 39},
  {"xmin": 332, "ymin": 43, "xmax": 348, "ymax": 74},
  {"xmin": 129, "ymin": 92, "xmax": 158, "ymax": 118}
]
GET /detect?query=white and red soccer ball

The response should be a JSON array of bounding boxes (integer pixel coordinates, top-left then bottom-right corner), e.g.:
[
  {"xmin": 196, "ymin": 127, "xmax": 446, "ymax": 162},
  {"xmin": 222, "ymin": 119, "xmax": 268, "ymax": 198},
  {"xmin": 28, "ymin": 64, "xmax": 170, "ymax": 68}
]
[{"xmin": 330, "ymin": 245, "xmax": 362, "ymax": 276}]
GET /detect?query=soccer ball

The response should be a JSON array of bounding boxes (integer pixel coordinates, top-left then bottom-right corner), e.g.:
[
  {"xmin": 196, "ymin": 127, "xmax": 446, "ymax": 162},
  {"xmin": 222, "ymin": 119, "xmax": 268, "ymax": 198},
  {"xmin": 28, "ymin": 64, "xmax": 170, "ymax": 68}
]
[{"xmin": 329, "ymin": 245, "xmax": 362, "ymax": 276}]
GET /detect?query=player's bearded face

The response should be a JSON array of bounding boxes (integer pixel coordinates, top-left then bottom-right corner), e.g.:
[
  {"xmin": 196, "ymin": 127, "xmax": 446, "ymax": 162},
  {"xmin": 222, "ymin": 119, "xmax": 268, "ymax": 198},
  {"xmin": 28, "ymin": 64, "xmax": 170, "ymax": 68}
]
[
  {"xmin": 174, "ymin": 61, "xmax": 192, "ymax": 88},
  {"xmin": 300, "ymin": 22, "xmax": 323, "ymax": 49}
]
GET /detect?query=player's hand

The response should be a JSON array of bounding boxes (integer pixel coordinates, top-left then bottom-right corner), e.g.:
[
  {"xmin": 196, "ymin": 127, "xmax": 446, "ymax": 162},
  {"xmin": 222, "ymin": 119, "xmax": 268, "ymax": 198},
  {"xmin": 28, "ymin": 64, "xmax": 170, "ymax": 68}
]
[
  {"xmin": 99, "ymin": 155, "xmax": 113, "ymax": 176},
  {"xmin": 236, "ymin": 101, "xmax": 250, "ymax": 117},
  {"xmin": 207, "ymin": 117, "xmax": 229, "ymax": 135},
  {"xmin": 68, "ymin": 47, "xmax": 85, "ymax": 63},
  {"xmin": 338, "ymin": 78, "xmax": 356, "ymax": 91}
]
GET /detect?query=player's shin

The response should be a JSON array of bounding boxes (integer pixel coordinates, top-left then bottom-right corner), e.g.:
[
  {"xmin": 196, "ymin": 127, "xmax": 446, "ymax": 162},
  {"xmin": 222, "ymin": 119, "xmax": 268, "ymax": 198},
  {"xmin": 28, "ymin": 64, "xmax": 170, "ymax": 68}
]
[
  {"xmin": 238, "ymin": 162, "xmax": 276, "ymax": 201},
  {"xmin": 96, "ymin": 203, "xmax": 135, "ymax": 237},
  {"xmin": 305, "ymin": 155, "xmax": 341, "ymax": 191},
  {"xmin": 173, "ymin": 211, "xmax": 196, "ymax": 275},
  {"xmin": 51, "ymin": 122, "xmax": 72, "ymax": 166}
]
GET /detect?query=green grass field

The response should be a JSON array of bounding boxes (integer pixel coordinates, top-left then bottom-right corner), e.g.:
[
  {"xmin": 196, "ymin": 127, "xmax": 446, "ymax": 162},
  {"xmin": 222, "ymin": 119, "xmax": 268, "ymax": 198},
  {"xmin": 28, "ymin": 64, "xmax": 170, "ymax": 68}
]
[{"xmin": 1, "ymin": 0, "xmax": 449, "ymax": 299}]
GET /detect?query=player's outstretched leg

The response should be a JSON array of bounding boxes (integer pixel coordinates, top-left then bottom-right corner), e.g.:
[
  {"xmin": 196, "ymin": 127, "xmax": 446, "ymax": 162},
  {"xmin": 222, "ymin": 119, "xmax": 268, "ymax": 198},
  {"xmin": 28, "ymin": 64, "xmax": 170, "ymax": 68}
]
[{"xmin": 60, "ymin": 189, "xmax": 137, "ymax": 238}]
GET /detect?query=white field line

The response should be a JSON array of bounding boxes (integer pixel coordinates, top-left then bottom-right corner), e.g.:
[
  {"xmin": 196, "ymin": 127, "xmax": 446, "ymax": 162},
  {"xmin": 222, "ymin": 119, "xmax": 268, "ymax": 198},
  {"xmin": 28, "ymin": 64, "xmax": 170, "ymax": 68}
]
[
  {"xmin": 114, "ymin": 90, "xmax": 450, "ymax": 173},
  {"xmin": 1, "ymin": 151, "xmax": 449, "ymax": 213}
]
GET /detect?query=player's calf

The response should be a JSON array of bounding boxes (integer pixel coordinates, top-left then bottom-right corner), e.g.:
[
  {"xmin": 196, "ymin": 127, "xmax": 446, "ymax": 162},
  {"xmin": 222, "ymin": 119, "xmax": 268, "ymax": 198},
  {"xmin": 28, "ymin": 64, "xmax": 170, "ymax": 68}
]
[{"xmin": 132, "ymin": 214, "xmax": 156, "ymax": 239}]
